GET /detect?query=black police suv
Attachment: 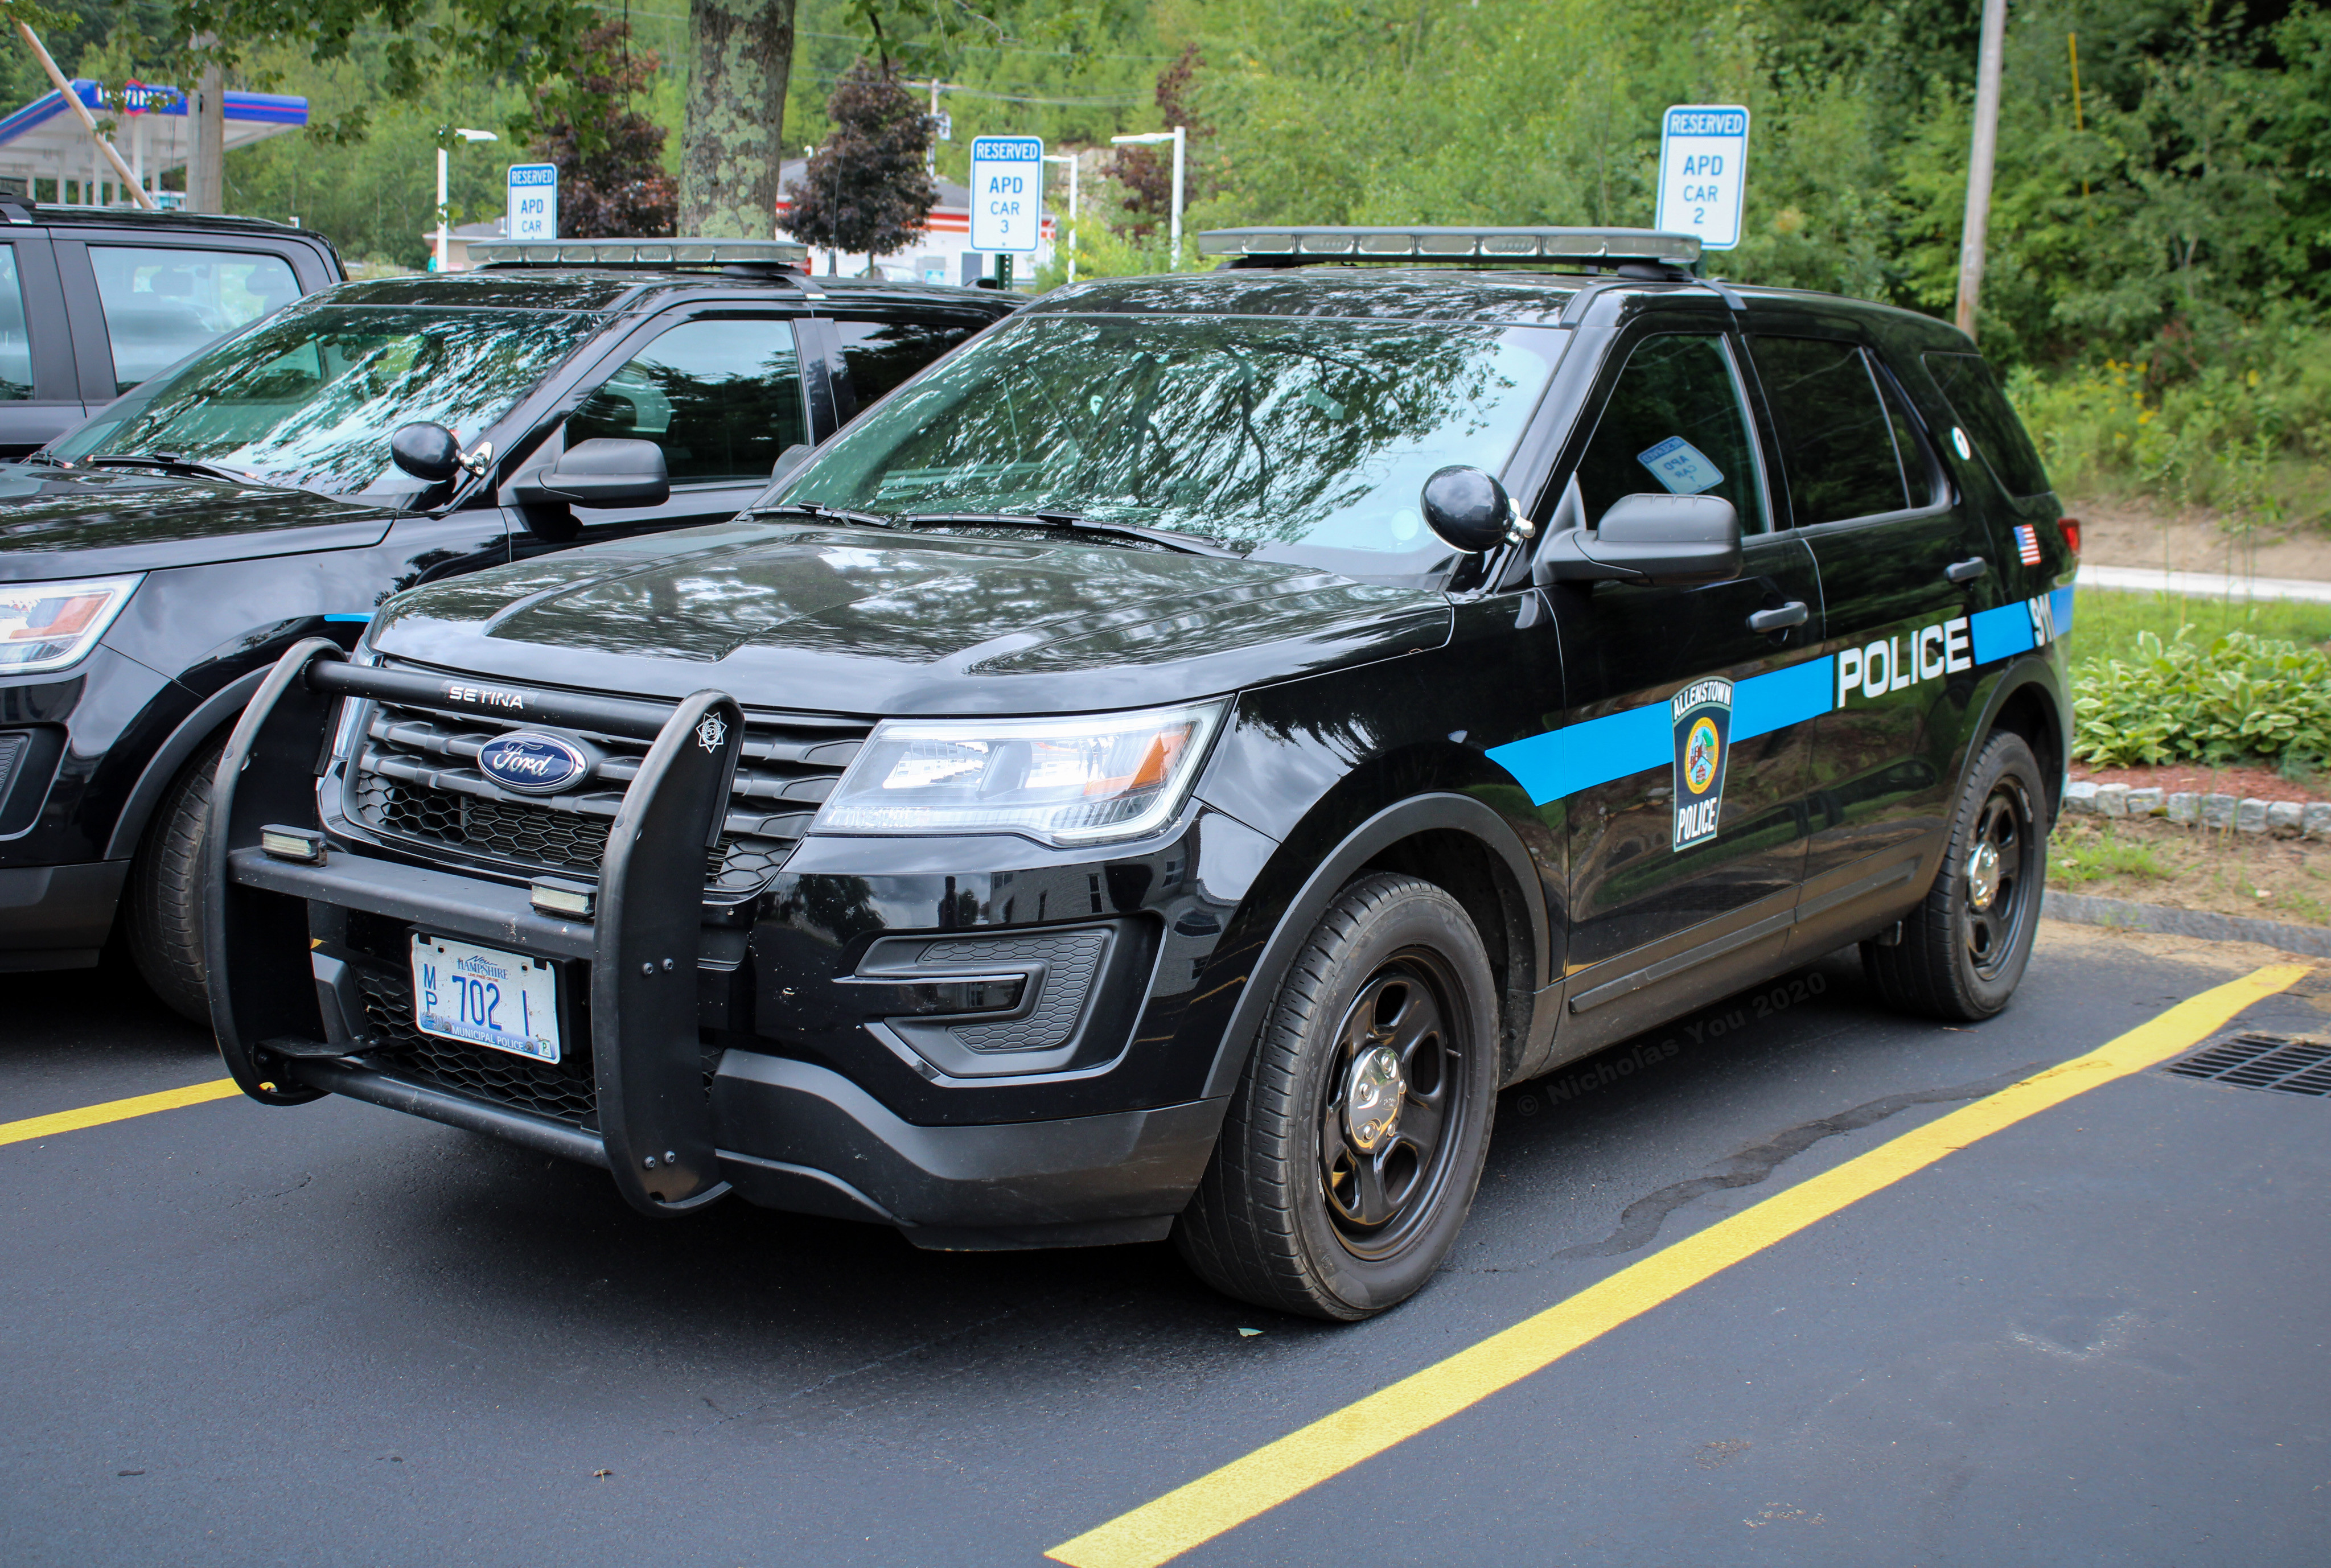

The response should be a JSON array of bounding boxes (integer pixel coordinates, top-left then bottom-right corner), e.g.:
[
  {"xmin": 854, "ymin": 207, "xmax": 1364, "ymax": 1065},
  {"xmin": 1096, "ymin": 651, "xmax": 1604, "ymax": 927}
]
[
  {"xmin": 205, "ymin": 227, "xmax": 2078, "ymax": 1319},
  {"xmin": 0, "ymin": 187, "xmax": 343, "ymax": 456},
  {"xmin": 0, "ymin": 237, "xmax": 1012, "ymax": 1014}
]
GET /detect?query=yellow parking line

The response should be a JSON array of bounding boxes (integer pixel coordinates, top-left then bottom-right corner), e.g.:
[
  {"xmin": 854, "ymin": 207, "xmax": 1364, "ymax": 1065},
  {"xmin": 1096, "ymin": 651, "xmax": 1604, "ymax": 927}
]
[
  {"xmin": 0, "ymin": 1078, "xmax": 241, "ymax": 1149},
  {"xmin": 1049, "ymin": 962, "xmax": 2311, "ymax": 1568}
]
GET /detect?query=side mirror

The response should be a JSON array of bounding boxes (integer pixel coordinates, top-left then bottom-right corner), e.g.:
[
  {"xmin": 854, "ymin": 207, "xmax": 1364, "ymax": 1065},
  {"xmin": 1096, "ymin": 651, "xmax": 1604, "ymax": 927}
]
[
  {"xmin": 1536, "ymin": 492, "xmax": 1742, "ymax": 586},
  {"xmin": 522, "ymin": 437, "xmax": 671, "ymax": 509},
  {"xmin": 770, "ymin": 443, "xmax": 814, "ymax": 485},
  {"xmin": 1420, "ymin": 465, "xmax": 1530, "ymax": 554},
  {"xmin": 389, "ymin": 422, "xmax": 463, "ymax": 484}
]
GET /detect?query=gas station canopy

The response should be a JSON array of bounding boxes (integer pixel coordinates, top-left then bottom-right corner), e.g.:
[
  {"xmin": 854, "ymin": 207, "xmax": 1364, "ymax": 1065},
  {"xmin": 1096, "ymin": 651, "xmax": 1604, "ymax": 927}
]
[{"xmin": 0, "ymin": 79, "xmax": 307, "ymax": 204}]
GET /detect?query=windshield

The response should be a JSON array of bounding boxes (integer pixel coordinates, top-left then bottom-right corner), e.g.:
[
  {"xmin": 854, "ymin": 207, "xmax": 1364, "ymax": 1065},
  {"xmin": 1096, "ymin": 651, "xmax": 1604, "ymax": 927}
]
[
  {"xmin": 778, "ymin": 314, "xmax": 1564, "ymax": 563},
  {"xmin": 51, "ymin": 304, "xmax": 605, "ymax": 496}
]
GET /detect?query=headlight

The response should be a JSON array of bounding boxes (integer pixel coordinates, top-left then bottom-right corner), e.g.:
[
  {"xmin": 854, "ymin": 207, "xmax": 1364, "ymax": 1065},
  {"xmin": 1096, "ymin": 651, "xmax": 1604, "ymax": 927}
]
[
  {"xmin": 0, "ymin": 575, "xmax": 142, "ymax": 674},
  {"xmin": 812, "ymin": 702, "xmax": 1225, "ymax": 846}
]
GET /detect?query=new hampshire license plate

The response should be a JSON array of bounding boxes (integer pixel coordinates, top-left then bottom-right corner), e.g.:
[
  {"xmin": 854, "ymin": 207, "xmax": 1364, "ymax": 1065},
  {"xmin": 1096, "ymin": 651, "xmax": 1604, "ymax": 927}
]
[{"xmin": 410, "ymin": 935, "xmax": 561, "ymax": 1063}]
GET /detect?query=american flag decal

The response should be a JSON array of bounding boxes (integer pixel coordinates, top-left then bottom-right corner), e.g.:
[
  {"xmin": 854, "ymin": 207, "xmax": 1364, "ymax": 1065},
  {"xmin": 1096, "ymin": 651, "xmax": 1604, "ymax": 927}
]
[{"xmin": 2015, "ymin": 525, "xmax": 2042, "ymax": 566}]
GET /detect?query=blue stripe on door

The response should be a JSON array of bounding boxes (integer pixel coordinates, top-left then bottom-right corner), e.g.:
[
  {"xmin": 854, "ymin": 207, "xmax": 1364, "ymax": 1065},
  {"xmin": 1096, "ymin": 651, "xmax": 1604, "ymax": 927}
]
[
  {"xmin": 1487, "ymin": 655, "xmax": 1837, "ymax": 807},
  {"xmin": 2050, "ymin": 585, "xmax": 2074, "ymax": 632},
  {"xmin": 1734, "ymin": 655, "xmax": 1834, "ymax": 740},
  {"xmin": 1968, "ymin": 600, "xmax": 2034, "ymax": 663}
]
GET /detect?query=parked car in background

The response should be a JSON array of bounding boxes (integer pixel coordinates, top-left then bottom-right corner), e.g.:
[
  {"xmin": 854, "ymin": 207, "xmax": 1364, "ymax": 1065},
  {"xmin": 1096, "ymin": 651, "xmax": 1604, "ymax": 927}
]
[
  {"xmin": 0, "ymin": 237, "xmax": 1014, "ymax": 1018},
  {"xmin": 0, "ymin": 183, "xmax": 342, "ymax": 456}
]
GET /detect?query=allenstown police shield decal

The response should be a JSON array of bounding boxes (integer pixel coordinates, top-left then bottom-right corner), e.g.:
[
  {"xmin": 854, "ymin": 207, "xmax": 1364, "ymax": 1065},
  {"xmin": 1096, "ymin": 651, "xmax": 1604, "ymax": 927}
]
[{"xmin": 1670, "ymin": 677, "xmax": 1733, "ymax": 850}]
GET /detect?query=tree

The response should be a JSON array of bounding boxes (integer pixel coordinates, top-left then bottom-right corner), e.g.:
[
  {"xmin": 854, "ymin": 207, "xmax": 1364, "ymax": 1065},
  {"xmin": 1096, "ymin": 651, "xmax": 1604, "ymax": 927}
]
[
  {"xmin": 781, "ymin": 57, "xmax": 936, "ymax": 264},
  {"xmin": 1107, "ymin": 43, "xmax": 1202, "ymax": 240},
  {"xmin": 680, "ymin": 0, "xmax": 796, "ymax": 237},
  {"xmin": 529, "ymin": 22, "xmax": 676, "ymax": 238}
]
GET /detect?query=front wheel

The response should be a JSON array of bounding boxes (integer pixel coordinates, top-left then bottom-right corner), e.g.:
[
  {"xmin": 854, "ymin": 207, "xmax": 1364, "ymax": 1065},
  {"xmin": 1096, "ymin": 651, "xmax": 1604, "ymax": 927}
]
[
  {"xmin": 125, "ymin": 736, "xmax": 227, "ymax": 1026},
  {"xmin": 1863, "ymin": 730, "xmax": 2046, "ymax": 1021},
  {"xmin": 1176, "ymin": 873, "xmax": 1499, "ymax": 1320}
]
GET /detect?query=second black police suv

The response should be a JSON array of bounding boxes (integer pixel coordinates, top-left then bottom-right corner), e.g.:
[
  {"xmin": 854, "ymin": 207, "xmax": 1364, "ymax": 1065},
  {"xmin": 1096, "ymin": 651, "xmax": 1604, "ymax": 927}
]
[
  {"xmin": 0, "ymin": 238, "xmax": 1011, "ymax": 1009},
  {"xmin": 207, "ymin": 228, "xmax": 2078, "ymax": 1319}
]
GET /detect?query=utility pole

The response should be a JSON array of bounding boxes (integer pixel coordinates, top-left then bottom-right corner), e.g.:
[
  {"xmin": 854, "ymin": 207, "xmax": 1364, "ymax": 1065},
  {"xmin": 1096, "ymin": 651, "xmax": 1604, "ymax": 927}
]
[
  {"xmin": 14, "ymin": 22, "xmax": 158, "ymax": 209},
  {"xmin": 1109, "ymin": 126, "xmax": 1185, "ymax": 270},
  {"xmin": 1042, "ymin": 152, "xmax": 1078, "ymax": 283},
  {"xmin": 1954, "ymin": 0, "xmax": 2008, "ymax": 342}
]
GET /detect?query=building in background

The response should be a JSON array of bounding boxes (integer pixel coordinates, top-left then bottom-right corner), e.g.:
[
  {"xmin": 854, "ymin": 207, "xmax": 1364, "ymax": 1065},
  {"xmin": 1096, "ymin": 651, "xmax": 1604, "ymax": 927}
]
[
  {"xmin": 773, "ymin": 158, "xmax": 1053, "ymax": 283},
  {"xmin": 0, "ymin": 79, "xmax": 307, "ymax": 209}
]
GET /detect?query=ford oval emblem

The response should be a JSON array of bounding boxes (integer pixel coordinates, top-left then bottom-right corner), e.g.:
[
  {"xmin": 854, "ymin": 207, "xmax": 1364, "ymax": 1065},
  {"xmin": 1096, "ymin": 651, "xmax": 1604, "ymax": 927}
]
[{"xmin": 477, "ymin": 732, "xmax": 589, "ymax": 795}]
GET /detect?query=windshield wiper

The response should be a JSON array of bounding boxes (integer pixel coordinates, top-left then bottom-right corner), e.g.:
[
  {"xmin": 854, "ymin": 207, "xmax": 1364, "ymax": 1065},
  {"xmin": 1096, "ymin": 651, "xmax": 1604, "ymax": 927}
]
[
  {"xmin": 895, "ymin": 511, "xmax": 1244, "ymax": 559},
  {"xmin": 749, "ymin": 499, "xmax": 899, "ymax": 529},
  {"xmin": 83, "ymin": 452, "xmax": 260, "ymax": 485}
]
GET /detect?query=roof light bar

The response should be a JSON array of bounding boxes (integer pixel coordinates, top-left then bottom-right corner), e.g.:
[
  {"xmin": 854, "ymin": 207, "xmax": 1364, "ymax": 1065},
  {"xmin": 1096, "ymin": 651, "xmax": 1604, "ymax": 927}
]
[
  {"xmin": 1197, "ymin": 226, "xmax": 1701, "ymax": 267},
  {"xmin": 468, "ymin": 237, "xmax": 809, "ymax": 269}
]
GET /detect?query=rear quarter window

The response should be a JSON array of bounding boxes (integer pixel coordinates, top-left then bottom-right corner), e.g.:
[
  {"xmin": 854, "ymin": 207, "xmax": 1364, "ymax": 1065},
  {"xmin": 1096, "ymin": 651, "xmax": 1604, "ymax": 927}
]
[{"xmin": 1922, "ymin": 351, "xmax": 2053, "ymax": 499}]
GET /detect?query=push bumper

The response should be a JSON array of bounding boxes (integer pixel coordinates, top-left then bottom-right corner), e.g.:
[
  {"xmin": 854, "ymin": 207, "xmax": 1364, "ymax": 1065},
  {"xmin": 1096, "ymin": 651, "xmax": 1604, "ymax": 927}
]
[{"xmin": 203, "ymin": 640, "xmax": 1219, "ymax": 1246}]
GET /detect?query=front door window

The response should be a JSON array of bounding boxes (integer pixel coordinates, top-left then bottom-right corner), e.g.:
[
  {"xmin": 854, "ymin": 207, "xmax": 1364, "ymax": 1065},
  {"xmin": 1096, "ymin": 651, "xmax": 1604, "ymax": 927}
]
[{"xmin": 567, "ymin": 318, "xmax": 807, "ymax": 484}]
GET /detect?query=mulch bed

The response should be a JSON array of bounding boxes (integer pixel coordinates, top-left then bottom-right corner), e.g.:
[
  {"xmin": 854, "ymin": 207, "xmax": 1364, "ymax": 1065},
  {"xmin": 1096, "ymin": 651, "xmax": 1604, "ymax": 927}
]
[{"xmin": 2069, "ymin": 761, "xmax": 2321, "ymax": 804}]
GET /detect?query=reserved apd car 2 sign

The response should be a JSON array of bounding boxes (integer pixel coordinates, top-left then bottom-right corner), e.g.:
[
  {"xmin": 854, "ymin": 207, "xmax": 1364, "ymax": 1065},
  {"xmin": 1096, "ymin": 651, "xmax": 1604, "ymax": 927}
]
[
  {"xmin": 1655, "ymin": 105, "xmax": 1749, "ymax": 252},
  {"xmin": 507, "ymin": 163, "xmax": 559, "ymax": 243},
  {"xmin": 969, "ymin": 135, "xmax": 1043, "ymax": 253}
]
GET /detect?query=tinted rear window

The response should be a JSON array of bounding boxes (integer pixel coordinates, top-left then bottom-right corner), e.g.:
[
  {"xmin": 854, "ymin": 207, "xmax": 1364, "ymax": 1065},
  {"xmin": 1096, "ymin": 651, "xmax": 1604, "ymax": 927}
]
[{"xmin": 1923, "ymin": 352, "xmax": 2052, "ymax": 497}]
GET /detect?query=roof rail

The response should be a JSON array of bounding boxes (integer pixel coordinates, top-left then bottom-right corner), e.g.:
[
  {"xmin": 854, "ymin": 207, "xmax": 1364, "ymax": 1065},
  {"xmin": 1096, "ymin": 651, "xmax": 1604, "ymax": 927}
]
[
  {"xmin": 468, "ymin": 237, "xmax": 809, "ymax": 270},
  {"xmin": 1197, "ymin": 225, "xmax": 1700, "ymax": 272}
]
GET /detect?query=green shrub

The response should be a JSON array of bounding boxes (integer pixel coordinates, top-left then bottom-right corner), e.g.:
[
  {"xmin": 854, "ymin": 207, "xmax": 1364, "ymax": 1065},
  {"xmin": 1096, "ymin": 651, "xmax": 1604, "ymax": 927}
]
[{"xmin": 2073, "ymin": 628, "xmax": 2331, "ymax": 770}]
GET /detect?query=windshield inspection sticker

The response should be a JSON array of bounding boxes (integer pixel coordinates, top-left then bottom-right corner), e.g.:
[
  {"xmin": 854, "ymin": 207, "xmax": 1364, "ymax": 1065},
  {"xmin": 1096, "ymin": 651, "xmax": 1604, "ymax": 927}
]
[
  {"xmin": 1637, "ymin": 436, "xmax": 1725, "ymax": 495},
  {"xmin": 1671, "ymin": 677, "xmax": 1733, "ymax": 850}
]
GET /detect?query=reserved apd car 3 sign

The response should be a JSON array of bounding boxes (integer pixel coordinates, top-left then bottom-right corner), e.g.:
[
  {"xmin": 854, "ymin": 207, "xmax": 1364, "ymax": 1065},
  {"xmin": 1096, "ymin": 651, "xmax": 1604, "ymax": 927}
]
[{"xmin": 1670, "ymin": 677, "xmax": 1733, "ymax": 850}]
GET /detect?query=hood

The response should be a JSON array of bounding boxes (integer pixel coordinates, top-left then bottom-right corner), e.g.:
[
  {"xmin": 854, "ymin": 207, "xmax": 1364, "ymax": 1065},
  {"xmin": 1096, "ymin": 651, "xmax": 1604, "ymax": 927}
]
[
  {"xmin": 0, "ymin": 464, "xmax": 394, "ymax": 579},
  {"xmin": 368, "ymin": 519, "xmax": 1452, "ymax": 715}
]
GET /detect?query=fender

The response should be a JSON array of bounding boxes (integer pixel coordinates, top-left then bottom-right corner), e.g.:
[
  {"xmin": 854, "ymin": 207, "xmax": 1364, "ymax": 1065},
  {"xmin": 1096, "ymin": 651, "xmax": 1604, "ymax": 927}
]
[
  {"xmin": 102, "ymin": 668, "xmax": 269, "ymax": 861},
  {"xmin": 1199, "ymin": 791, "xmax": 1550, "ymax": 1101},
  {"xmin": 1958, "ymin": 652, "xmax": 2070, "ymax": 820}
]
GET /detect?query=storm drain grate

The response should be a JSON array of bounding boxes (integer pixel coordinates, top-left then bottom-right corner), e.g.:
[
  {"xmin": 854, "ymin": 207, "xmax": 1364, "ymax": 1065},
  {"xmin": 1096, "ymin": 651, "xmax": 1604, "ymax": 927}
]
[{"xmin": 2162, "ymin": 1033, "xmax": 2331, "ymax": 1097}]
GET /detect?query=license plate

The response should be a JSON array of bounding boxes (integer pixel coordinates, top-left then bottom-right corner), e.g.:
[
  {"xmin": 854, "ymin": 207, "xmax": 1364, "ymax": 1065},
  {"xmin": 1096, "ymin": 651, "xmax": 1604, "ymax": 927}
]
[{"xmin": 410, "ymin": 935, "xmax": 561, "ymax": 1063}]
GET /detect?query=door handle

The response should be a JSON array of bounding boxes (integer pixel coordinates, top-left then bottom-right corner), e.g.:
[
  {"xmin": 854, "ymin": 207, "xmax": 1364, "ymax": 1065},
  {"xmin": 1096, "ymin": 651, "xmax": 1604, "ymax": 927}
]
[
  {"xmin": 1945, "ymin": 556, "xmax": 1988, "ymax": 584},
  {"xmin": 1747, "ymin": 600, "xmax": 1809, "ymax": 635}
]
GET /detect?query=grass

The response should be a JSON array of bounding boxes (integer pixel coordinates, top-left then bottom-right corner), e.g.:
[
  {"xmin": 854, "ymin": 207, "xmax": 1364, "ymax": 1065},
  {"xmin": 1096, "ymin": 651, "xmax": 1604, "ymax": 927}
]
[
  {"xmin": 2049, "ymin": 816, "xmax": 2331, "ymax": 927},
  {"xmin": 2063, "ymin": 588, "xmax": 2331, "ymax": 669}
]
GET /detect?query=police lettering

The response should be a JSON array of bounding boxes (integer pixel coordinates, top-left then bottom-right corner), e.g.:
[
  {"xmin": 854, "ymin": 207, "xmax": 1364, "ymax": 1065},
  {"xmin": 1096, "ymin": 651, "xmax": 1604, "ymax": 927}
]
[{"xmin": 1836, "ymin": 616, "xmax": 1970, "ymax": 706}]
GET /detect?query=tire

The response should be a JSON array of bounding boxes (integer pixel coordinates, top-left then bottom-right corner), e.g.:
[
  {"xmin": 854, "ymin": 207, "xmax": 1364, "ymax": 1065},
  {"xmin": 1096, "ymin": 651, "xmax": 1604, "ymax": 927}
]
[
  {"xmin": 1176, "ymin": 873, "xmax": 1500, "ymax": 1320},
  {"xmin": 1862, "ymin": 730, "xmax": 2046, "ymax": 1022},
  {"xmin": 126, "ymin": 735, "xmax": 227, "ymax": 1026}
]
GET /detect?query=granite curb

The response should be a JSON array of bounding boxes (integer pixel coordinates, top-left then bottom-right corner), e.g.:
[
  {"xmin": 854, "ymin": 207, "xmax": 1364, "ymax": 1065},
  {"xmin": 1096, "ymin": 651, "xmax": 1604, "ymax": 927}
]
[
  {"xmin": 2062, "ymin": 780, "xmax": 2331, "ymax": 839},
  {"xmin": 2043, "ymin": 890, "xmax": 2331, "ymax": 958}
]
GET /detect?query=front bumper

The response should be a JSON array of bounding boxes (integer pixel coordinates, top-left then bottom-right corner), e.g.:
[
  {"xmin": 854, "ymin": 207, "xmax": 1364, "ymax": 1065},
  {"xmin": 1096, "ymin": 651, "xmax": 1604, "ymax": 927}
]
[
  {"xmin": 0, "ymin": 859, "xmax": 129, "ymax": 970},
  {"xmin": 205, "ymin": 640, "xmax": 1238, "ymax": 1245}
]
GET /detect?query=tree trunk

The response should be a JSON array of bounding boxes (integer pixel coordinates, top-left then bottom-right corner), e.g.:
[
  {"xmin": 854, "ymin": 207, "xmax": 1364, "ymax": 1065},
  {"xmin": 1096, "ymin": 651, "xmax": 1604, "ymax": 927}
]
[
  {"xmin": 680, "ymin": 0, "xmax": 795, "ymax": 237},
  {"xmin": 191, "ymin": 57, "xmax": 226, "ymax": 213}
]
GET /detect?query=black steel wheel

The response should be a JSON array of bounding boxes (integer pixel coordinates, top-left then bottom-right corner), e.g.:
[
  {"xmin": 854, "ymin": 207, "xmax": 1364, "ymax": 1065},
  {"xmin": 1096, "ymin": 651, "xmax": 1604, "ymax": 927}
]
[
  {"xmin": 1317, "ymin": 953, "xmax": 1466, "ymax": 1260},
  {"xmin": 1177, "ymin": 873, "xmax": 1499, "ymax": 1320},
  {"xmin": 1864, "ymin": 729, "xmax": 2047, "ymax": 1020}
]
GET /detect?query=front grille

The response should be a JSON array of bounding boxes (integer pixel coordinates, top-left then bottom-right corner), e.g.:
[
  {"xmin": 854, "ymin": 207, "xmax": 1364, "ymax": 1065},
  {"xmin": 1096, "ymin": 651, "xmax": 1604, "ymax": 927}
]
[
  {"xmin": 344, "ymin": 676, "xmax": 870, "ymax": 896},
  {"xmin": 354, "ymin": 963, "xmax": 598, "ymax": 1126}
]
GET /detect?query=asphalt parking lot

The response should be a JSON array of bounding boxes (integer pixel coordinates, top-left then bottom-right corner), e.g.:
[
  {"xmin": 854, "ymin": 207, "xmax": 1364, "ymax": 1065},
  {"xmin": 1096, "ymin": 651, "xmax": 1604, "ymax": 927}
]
[{"xmin": 6, "ymin": 924, "xmax": 2327, "ymax": 1567}]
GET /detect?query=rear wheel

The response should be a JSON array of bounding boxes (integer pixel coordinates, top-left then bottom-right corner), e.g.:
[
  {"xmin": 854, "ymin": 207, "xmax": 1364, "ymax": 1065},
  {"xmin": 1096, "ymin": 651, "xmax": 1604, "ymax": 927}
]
[
  {"xmin": 1176, "ymin": 873, "xmax": 1499, "ymax": 1320},
  {"xmin": 1863, "ymin": 730, "xmax": 2046, "ymax": 1021},
  {"xmin": 126, "ymin": 735, "xmax": 226, "ymax": 1026}
]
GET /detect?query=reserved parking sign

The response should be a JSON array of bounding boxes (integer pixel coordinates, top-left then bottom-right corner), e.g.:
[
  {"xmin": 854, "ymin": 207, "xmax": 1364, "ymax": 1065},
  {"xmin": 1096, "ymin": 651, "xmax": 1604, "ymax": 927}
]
[
  {"xmin": 1655, "ymin": 105, "xmax": 1749, "ymax": 252},
  {"xmin": 969, "ymin": 136, "xmax": 1042, "ymax": 253},
  {"xmin": 507, "ymin": 163, "xmax": 559, "ymax": 243}
]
